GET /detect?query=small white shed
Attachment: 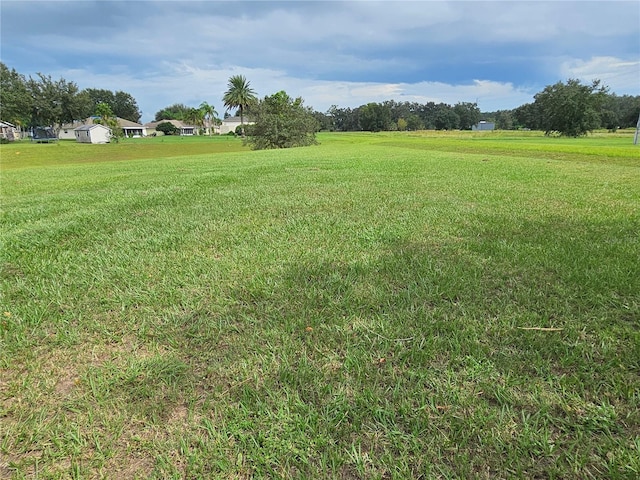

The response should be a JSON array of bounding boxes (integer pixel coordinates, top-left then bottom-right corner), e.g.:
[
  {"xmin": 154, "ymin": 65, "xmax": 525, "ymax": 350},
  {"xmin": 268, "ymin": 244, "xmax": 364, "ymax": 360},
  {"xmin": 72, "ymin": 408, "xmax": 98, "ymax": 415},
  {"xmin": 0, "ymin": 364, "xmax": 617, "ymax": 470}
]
[
  {"xmin": 472, "ymin": 121, "xmax": 496, "ymax": 131},
  {"xmin": 74, "ymin": 124, "xmax": 111, "ymax": 143}
]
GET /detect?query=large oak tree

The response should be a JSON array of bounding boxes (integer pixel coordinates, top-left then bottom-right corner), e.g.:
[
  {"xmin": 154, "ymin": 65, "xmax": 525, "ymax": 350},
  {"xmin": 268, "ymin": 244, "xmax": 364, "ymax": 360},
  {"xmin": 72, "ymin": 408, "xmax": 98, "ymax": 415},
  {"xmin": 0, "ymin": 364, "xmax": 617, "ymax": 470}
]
[{"xmin": 534, "ymin": 79, "xmax": 608, "ymax": 137}]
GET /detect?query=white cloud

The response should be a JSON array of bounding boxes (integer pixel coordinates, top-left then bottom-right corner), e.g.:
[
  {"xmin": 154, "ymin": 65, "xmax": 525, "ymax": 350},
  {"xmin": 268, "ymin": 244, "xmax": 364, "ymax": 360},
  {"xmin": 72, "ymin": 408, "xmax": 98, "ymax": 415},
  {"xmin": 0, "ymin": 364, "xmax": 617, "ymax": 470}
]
[
  {"xmin": 58, "ymin": 63, "xmax": 535, "ymax": 122},
  {"xmin": 560, "ymin": 56, "xmax": 640, "ymax": 95},
  {"xmin": 349, "ymin": 84, "xmax": 405, "ymax": 98}
]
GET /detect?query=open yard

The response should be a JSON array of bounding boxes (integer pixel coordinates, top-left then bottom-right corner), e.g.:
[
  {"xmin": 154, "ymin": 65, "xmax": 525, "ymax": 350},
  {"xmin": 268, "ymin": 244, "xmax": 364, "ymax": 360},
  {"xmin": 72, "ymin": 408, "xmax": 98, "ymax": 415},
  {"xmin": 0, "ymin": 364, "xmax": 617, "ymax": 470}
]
[{"xmin": 1, "ymin": 132, "xmax": 639, "ymax": 478}]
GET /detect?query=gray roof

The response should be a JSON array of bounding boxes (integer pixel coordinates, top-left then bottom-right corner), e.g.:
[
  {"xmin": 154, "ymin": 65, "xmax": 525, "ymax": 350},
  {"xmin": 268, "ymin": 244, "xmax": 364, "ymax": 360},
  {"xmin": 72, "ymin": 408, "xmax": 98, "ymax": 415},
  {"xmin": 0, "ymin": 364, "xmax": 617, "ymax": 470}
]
[
  {"xmin": 118, "ymin": 119, "xmax": 144, "ymax": 128},
  {"xmin": 144, "ymin": 119, "xmax": 196, "ymax": 129},
  {"xmin": 222, "ymin": 116, "xmax": 254, "ymax": 124},
  {"xmin": 61, "ymin": 117, "xmax": 142, "ymax": 129},
  {"xmin": 75, "ymin": 124, "xmax": 110, "ymax": 131}
]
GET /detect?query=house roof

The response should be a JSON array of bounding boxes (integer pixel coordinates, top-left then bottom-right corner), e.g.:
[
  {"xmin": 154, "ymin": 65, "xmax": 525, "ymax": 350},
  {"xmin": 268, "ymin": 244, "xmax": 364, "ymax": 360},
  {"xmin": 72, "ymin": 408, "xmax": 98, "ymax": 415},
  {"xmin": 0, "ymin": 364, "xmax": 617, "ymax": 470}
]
[
  {"xmin": 143, "ymin": 119, "xmax": 196, "ymax": 129},
  {"xmin": 0, "ymin": 121, "xmax": 16, "ymax": 127},
  {"xmin": 61, "ymin": 117, "xmax": 143, "ymax": 130},
  {"xmin": 75, "ymin": 124, "xmax": 111, "ymax": 131},
  {"xmin": 222, "ymin": 116, "xmax": 254, "ymax": 124},
  {"xmin": 118, "ymin": 118, "xmax": 144, "ymax": 128}
]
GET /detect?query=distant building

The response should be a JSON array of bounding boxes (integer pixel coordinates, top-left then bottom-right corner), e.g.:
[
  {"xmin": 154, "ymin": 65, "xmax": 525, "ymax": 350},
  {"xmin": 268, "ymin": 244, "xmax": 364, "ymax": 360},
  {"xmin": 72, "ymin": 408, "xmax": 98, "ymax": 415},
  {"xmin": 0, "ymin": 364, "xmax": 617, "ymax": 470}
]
[
  {"xmin": 59, "ymin": 124, "xmax": 81, "ymax": 140},
  {"xmin": 0, "ymin": 121, "xmax": 18, "ymax": 141},
  {"xmin": 119, "ymin": 118, "xmax": 147, "ymax": 137},
  {"xmin": 217, "ymin": 116, "xmax": 254, "ymax": 135},
  {"xmin": 74, "ymin": 124, "xmax": 111, "ymax": 144},
  {"xmin": 59, "ymin": 117, "xmax": 147, "ymax": 139},
  {"xmin": 143, "ymin": 119, "xmax": 198, "ymax": 136},
  {"xmin": 472, "ymin": 121, "xmax": 495, "ymax": 131}
]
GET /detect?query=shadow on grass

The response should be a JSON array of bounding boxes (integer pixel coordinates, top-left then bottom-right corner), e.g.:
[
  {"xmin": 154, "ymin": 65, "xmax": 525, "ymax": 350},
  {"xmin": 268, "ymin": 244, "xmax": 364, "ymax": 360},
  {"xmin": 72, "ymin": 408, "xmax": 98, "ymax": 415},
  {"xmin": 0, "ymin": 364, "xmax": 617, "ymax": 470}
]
[
  {"xmin": 5, "ymin": 206, "xmax": 638, "ymax": 478},
  {"xmin": 140, "ymin": 212, "xmax": 639, "ymax": 477}
]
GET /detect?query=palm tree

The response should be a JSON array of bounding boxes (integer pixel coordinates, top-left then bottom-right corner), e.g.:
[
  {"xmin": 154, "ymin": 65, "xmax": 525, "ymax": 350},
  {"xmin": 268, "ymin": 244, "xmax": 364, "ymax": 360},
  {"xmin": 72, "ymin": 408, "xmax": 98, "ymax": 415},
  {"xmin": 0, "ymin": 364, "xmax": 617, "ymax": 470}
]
[
  {"xmin": 222, "ymin": 75, "xmax": 257, "ymax": 136},
  {"xmin": 199, "ymin": 101, "xmax": 218, "ymax": 136},
  {"xmin": 184, "ymin": 107, "xmax": 205, "ymax": 134}
]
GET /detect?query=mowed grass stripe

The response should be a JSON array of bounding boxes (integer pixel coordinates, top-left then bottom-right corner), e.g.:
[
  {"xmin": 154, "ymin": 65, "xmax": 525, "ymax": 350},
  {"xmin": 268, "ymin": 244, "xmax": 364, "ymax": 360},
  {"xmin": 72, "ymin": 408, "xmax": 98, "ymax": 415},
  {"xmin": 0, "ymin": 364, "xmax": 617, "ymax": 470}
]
[
  {"xmin": 0, "ymin": 134, "xmax": 249, "ymax": 171},
  {"xmin": 1, "ymin": 132, "xmax": 639, "ymax": 478}
]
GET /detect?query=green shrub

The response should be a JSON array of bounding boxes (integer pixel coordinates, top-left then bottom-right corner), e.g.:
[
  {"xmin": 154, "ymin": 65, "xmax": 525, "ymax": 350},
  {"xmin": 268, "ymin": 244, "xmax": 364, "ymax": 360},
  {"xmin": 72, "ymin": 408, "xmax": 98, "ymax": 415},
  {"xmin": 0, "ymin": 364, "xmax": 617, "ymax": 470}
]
[{"xmin": 156, "ymin": 122, "xmax": 180, "ymax": 136}]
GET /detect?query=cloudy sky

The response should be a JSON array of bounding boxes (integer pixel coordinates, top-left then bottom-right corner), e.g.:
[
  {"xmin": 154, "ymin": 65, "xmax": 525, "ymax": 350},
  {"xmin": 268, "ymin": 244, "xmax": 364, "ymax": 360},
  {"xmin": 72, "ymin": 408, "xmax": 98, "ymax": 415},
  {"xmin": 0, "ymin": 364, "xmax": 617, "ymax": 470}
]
[{"xmin": 1, "ymin": 0, "xmax": 638, "ymax": 123}]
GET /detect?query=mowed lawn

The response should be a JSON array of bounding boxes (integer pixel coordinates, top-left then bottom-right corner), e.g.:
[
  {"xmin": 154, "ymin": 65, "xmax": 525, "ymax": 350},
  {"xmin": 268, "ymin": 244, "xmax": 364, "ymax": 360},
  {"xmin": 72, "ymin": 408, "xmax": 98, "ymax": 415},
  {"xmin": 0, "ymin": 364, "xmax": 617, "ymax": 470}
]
[{"xmin": 1, "ymin": 132, "xmax": 639, "ymax": 479}]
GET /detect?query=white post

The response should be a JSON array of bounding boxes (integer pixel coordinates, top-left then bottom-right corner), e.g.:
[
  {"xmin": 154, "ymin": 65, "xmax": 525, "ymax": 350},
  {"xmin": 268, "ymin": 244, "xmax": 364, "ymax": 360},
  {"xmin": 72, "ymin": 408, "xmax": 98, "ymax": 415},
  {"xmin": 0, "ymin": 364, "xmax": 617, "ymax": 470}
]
[{"xmin": 634, "ymin": 111, "xmax": 640, "ymax": 145}]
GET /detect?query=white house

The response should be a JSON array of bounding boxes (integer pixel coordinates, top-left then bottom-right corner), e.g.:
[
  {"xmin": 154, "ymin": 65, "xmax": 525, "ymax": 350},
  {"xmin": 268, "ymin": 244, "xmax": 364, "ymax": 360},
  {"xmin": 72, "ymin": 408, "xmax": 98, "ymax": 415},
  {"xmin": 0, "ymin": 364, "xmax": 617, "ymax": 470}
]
[
  {"xmin": 74, "ymin": 124, "xmax": 111, "ymax": 143},
  {"xmin": 217, "ymin": 116, "xmax": 254, "ymax": 135},
  {"xmin": 119, "ymin": 118, "xmax": 147, "ymax": 137},
  {"xmin": 143, "ymin": 119, "xmax": 197, "ymax": 136}
]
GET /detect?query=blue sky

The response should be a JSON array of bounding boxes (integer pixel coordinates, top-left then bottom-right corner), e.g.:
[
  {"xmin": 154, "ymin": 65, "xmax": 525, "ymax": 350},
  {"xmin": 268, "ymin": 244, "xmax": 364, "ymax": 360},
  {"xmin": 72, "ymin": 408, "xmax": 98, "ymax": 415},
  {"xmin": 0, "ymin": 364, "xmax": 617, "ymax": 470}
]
[{"xmin": 1, "ymin": 0, "xmax": 638, "ymax": 123}]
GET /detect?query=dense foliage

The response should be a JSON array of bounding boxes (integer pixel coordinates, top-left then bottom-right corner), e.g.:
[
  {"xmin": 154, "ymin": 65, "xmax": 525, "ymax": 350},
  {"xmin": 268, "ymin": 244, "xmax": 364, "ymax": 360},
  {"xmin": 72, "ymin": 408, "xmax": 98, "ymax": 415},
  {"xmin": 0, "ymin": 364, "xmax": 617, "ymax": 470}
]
[
  {"xmin": 323, "ymin": 100, "xmax": 482, "ymax": 132},
  {"xmin": 0, "ymin": 63, "xmax": 31, "ymax": 127},
  {"xmin": 93, "ymin": 102, "xmax": 123, "ymax": 141},
  {"xmin": 155, "ymin": 121, "xmax": 180, "ymax": 135},
  {"xmin": 487, "ymin": 83, "xmax": 639, "ymax": 134},
  {"xmin": 84, "ymin": 88, "xmax": 141, "ymax": 123},
  {"xmin": 533, "ymin": 79, "xmax": 607, "ymax": 136},
  {"xmin": 245, "ymin": 90, "xmax": 319, "ymax": 149},
  {"xmin": 153, "ymin": 103, "xmax": 219, "ymax": 134},
  {"xmin": 154, "ymin": 103, "xmax": 192, "ymax": 122}
]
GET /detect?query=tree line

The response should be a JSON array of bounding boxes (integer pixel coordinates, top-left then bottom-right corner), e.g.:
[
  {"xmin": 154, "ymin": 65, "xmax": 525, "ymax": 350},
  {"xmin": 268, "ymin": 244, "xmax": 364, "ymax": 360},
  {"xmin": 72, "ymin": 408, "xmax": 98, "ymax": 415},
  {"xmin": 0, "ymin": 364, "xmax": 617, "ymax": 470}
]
[
  {"xmin": 153, "ymin": 102, "xmax": 219, "ymax": 134},
  {"xmin": 0, "ymin": 63, "xmax": 142, "ymax": 131},
  {"xmin": 2, "ymin": 60, "xmax": 638, "ymax": 141},
  {"xmin": 316, "ymin": 80, "xmax": 640, "ymax": 136},
  {"xmin": 316, "ymin": 101, "xmax": 481, "ymax": 133},
  {"xmin": 489, "ymin": 81, "xmax": 640, "ymax": 135}
]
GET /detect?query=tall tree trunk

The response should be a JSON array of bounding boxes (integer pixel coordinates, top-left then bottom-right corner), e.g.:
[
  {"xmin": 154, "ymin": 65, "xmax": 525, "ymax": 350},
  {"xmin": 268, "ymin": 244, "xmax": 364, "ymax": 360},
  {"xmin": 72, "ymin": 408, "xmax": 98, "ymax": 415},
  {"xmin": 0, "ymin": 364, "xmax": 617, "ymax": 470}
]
[{"xmin": 240, "ymin": 105, "xmax": 245, "ymax": 136}]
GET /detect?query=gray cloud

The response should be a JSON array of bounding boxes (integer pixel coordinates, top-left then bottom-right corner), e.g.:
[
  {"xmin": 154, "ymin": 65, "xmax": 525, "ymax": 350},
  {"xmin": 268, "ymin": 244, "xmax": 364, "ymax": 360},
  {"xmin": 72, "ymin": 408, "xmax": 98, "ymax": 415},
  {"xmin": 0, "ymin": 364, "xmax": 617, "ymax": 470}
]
[{"xmin": 1, "ymin": 0, "xmax": 638, "ymax": 122}]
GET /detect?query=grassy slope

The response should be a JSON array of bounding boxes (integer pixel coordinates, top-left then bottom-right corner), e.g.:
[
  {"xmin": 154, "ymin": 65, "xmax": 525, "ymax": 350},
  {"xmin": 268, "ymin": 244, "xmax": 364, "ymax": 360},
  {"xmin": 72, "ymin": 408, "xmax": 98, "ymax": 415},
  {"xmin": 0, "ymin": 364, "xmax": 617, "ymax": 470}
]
[
  {"xmin": 1, "ymin": 135, "xmax": 248, "ymax": 170},
  {"xmin": 1, "ymin": 132, "xmax": 639, "ymax": 479}
]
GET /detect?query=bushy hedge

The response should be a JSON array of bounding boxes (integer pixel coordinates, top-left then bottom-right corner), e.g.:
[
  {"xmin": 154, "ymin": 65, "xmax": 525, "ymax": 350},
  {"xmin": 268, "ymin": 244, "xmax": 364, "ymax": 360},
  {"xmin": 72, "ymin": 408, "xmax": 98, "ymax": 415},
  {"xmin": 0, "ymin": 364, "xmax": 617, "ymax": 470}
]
[{"xmin": 156, "ymin": 121, "xmax": 180, "ymax": 135}]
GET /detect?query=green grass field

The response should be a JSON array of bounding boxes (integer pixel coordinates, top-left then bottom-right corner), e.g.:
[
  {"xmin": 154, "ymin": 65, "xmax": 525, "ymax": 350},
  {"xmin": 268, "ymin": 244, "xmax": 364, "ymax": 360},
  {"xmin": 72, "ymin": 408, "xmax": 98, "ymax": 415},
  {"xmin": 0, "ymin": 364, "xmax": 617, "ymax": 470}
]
[{"xmin": 1, "ymin": 131, "xmax": 639, "ymax": 479}]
